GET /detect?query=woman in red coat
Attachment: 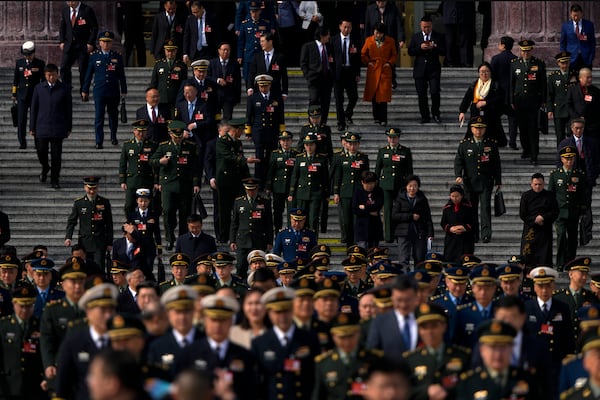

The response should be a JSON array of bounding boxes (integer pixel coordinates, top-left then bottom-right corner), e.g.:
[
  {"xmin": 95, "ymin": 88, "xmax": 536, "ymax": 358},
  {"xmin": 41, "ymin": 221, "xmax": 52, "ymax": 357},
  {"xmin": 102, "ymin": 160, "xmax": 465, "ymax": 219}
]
[{"xmin": 361, "ymin": 22, "xmax": 397, "ymax": 126}]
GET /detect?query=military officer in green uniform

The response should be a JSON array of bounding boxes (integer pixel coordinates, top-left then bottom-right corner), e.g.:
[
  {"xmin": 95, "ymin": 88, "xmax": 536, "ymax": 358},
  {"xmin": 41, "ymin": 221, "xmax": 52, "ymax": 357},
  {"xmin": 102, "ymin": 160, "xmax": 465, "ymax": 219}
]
[
  {"xmin": 510, "ymin": 39, "xmax": 547, "ymax": 165},
  {"xmin": 454, "ymin": 117, "xmax": 502, "ymax": 243},
  {"xmin": 215, "ymin": 118, "xmax": 257, "ymax": 243},
  {"xmin": 65, "ymin": 176, "xmax": 114, "ymax": 271},
  {"xmin": 159, "ymin": 253, "xmax": 191, "ymax": 295},
  {"xmin": 265, "ymin": 130, "xmax": 299, "ymax": 231},
  {"xmin": 548, "ymin": 145, "xmax": 587, "ymax": 268},
  {"xmin": 312, "ymin": 313, "xmax": 384, "ymax": 400},
  {"xmin": 554, "ymin": 257, "xmax": 596, "ymax": 339},
  {"xmin": 40, "ymin": 257, "xmax": 87, "ymax": 392},
  {"xmin": 403, "ymin": 302, "xmax": 471, "ymax": 400},
  {"xmin": 119, "ymin": 119, "xmax": 158, "ymax": 215},
  {"xmin": 230, "ymin": 178, "xmax": 273, "ymax": 279},
  {"xmin": 375, "ymin": 128, "xmax": 414, "ymax": 242},
  {"xmin": 150, "ymin": 120, "xmax": 200, "ymax": 249},
  {"xmin": 212, "ymin": 251, "xmax": 248, "ymax": 299},
  {"xmin": 561, "ymin": 327, "xmax": 600, "ymax": 400},
  {"xmin": 456, "ymin": 319, "xmax": 540, "ymax": 399},
  {"xmin": 333, "ymin": 132, "xmax": 370, "ymax": 245},
  {"xmin": 547, "ymin": 51, "xmax": 576, "ymax": 145},
  {"xmin": 288, "ymin": 133, "xmax": 330, "ymax": 232},
  {"xmin": 341, "ymin": 255, "xmax": 372, "ymax": 299},
  {"xmin": 150, "ymin": 39, "xmax": 188, "ymax": 111},
  {"xmin": 0, "ymin": 284, "xmax": 46, "ymax": 399}
]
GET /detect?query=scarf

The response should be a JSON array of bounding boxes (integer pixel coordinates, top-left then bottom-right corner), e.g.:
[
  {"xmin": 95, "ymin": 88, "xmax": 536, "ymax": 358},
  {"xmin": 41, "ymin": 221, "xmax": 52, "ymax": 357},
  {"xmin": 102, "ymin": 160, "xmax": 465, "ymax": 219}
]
[
  {"xmin": 474, "ymin": 78, "xmax": 491, "ymax": 103},
  {"xmin": 454, "ymin": 202, "xmax": 461, "ymax": 213}
]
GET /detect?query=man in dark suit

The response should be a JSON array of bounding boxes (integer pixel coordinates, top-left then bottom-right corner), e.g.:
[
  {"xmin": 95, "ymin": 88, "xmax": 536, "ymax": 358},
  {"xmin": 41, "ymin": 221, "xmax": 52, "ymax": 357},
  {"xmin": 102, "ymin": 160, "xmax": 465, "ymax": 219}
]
[
  {"xmin": 407, "ymin": 15, "xmax": 445, "ymax": 124},
  {"xmin": 567, "ymin": 67, "xmax": 600, "ymax": 138},
  {"xmin": 53, "ymin": 283, "xmax": 118, "ymax": 400},
  {"xmin": 175, "ymin": 214, "xmax": 217, "ymax": 261},
  {"xmin": 116, "ymin": 266, "xmax": 144, "ymax": 314},
  {"xmin": 247, "ymin": 32, "xmax": 288, "ymax": 99},
  {"xmin": 560, "ymin": 3, "xmax": 596, "ymax": 73},
  {"xmin": 440, "ymin": 0, "xmax": 476, "ymax": 68},
  {"xmin": 12, "ymin": 41, "xmax": 45, "ymax": 150},
  {"xmin": 30, "ymin": 63, "xmax": 72, "ymax": 189},
  {"xmin": 331, "ymin": 18, "xmax": 361, "ymax": 132},
  {"xmin": 58, "ymin": 1, "xmax": 98, "ymax": 89},
  {"xmin": 252, "ymin": 287, "xmax": 320, "ymax": 400},
  {"xmin": 136, "ymin": 87, "xmax": 171, "ymax": 143},
  {"xmin": 176, "ymin": 294, "xmax": 258, "ymax": 399},
  {"xmin": 150, "ymin": 0, "xmax": 187, "ymax": 60},
  {"xmin": 366, "ymin": 274, "xmax": 419, "ymax": 360},
  {"xmin": 112, "ymin": 222, "xmax": 153, "ymax": 281},
  {"xmin": 300, "ymin": 26, "xmax": 334, "ymax": 125},
  {"xmin": 491, "ymin": 36, "xmax": 518, "ymax": 149},
  {"xmin": 524, "ymin": 266, "xmax": 574, "ymax": 398},
  {"xmin": 183, "ymin": 1, "xmax": 217, "ymax": 63},
  {"xmin": 208, "ymin": 42, "xmax": 242, "ymax": 121},
  {"xmin": 147, "ymin": 285, "xmax": 203, "ymax": 380}
]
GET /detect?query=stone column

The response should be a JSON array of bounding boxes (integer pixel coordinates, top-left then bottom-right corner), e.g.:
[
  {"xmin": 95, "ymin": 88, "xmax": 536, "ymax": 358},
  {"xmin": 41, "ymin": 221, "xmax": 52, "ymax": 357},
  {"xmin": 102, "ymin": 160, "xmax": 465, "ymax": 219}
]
[
  {"xmin": 484, "ymin": 1, "xmax": 600, "ymax": 67},
  {"xmin": 0, "ymin": 1, "xmax": 119, "ymax": 67}
]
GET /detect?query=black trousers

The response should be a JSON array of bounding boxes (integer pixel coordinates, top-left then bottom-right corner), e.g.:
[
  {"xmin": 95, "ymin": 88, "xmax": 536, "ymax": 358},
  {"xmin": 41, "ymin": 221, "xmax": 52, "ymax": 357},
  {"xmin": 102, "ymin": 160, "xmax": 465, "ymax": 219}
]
[
  {"xmin": 124, "ymin": 30, "xmax": 147, "ymax": 67},
  {"xmin": 514, "ymin": 99, "xmax": 541, "ymax": 159},
  {"xmin": 308, "ymin": 78, "xmax": 333, "ymax": 124},
  {"xmin": 334, "ymin": 68, "xmax": 358, "ymax": 126},
  {"xmin": 35, "ymin": 137, "xmax": 64, "ymax": 184},
  {"xmin": 414, "ymin": 76, "xmax": 441, "ymax": 119},
  {"xmin": 60, "ymin": 46, "xmax": 90, "ymax": 90}
]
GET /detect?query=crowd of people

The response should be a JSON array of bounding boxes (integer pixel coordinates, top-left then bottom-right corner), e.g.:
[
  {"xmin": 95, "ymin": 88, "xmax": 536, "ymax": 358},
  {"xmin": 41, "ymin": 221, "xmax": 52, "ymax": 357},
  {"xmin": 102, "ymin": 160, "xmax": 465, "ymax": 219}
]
[{"xmin": 4, "ymin": 1, "xmax": 600, "ymax": 400}]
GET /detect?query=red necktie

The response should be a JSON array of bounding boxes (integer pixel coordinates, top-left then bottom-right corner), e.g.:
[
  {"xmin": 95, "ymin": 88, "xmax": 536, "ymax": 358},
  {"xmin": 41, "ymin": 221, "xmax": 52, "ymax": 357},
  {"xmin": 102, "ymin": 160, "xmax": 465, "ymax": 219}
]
[
  {"xmin": 71, "ymin": 8, "xmax": 77, "ymax": 26},
  {"xmin": 576, "ymin": 23, "xmax": 580, "ymax": 37},
  {"xmin": 152, "ymin": 107, "xmax": 157, "ymax": 123}
]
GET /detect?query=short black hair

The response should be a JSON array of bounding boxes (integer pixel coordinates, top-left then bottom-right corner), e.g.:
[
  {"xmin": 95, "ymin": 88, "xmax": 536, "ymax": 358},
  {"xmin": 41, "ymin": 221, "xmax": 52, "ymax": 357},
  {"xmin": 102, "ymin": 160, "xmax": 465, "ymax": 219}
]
[
  {"xmin": 187, "ymin": 214, "xmax": 203, "ymax": 224},
  {"xmin": 361, "ymin": 170, "xmax": 378, "ymax": 183},
  {"xmin": 315, "ymin": 26, "xmax": 330, "ymax": 40},
  {"xmin": 392, "ymin": 274, "xmax": 418, "ymax": 292},
  {"xmin": 421, "ymin": 15, "xmax": 433, "ymax": 22},
  {"xmin": 93, "ymin": 349, "xmax": 145, "ymax": 393},
  {"xmin": 571, "ymin": 4, "xmax": 583, "ymax": 13},
  {"xmin": 531, "ymin": 172, "xmax": 544, "ymax": 181},
  {"xmin": 500, "ymin": 36, "xmax": 514, "ymax": 50},
  {"xmin": 261, "ymin": 32, "xmax": 275, "ymax": 42},
  {"xmin": 137, "ymin": 281, "xmax": 160, "ymax": 296},
  {"xmin": 71, "ymin": 244, "xmax": 87, "ymax": 254},
  {"xmin": 45, "ymin": 64, "xmax": 59, "ymax": 73},
  {"xmin": 365, "ymin": 356, "xmax": 411, "ymax": 383},
  {"xmin": 405, "ymin": 175, "xmax": 421, "ymax": 187},
  {"xmin": 374, "ymin": 22, "xmax": 387, "ymax": 35},
  {"xmin": 494, "ymin": 295, "xmax": 525, "ymax": 314}
]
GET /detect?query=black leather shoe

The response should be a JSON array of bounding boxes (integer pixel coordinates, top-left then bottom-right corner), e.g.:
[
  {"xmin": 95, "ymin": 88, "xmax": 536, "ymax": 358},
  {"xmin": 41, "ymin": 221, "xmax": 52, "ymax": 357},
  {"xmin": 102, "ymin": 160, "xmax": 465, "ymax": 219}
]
[
  {"xmin": 337, "ymin": 124, "xmax": 346, "ymax": 131},
  {"xmin": 380, "ymin": 121, "xmax": 387, "ymax": 126},
  {"xmin": 52, "ymin": 183, "xmax": 61, "ymax": 189},
  {"xmin": 530, "ymin": 158, "xmax": 538, "ymax": 165},
  {"xmin": 166, "ymin": 242, "xmax": 173, "ymax": 251},
  {"xmin": 95, "ymin": 143, "xmax": 103, "ymax": 149},
  {"xmin": 420, "ymin": 118, "xmax": 431, "ymax": 124},
  {"xmin": 346, "ymin": 117, "xmax": 353, "ymax": 124},
  {"xmin": 40, "ymin": 170, "xmax": 48, "ymax": 183},
  {"xmin": 509, "ymin": 143, "xmax": 519, "ymax": 150},
  {"xmin": 111, "ymin": 139, "xmax": 119, "ymax": 146},
  {"xmin": 482, "ymin": 236, "xmax": 491, "ymax": 243},
  {"xmin": 433, "ymin": 115, "xmax": 442, "ymax": 124},
  {"xmin": 19, "ymin": 144, "xmax": 26, "ymax": 150},
  {"xmin": 520, "ymin": 153, "xmax": 530, "ymax": 159}
]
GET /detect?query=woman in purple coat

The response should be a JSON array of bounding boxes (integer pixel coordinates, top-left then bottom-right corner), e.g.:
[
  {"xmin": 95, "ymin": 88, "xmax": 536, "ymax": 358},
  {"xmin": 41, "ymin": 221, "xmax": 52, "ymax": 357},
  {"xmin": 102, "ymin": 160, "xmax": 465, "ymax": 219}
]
[{"xmin": 441, "ymin": 185, "xmax": 475, "ymax": 262}]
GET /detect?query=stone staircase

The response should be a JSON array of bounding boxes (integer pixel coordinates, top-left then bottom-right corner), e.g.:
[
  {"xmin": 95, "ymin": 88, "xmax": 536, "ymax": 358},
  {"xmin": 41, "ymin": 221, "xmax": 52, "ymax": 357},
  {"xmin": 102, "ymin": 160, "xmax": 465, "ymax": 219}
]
[{"xmin": 0, "ymin": 66, "xmax": 596, "ymax": 273}]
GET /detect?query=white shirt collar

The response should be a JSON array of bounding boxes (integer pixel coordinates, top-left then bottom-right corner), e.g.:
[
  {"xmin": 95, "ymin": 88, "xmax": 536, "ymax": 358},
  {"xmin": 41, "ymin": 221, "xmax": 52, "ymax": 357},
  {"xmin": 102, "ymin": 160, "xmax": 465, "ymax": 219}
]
[
  {"xmin": 207, "ymin": 337, "xmax": 229, "ymax": 357},
  {"xmin": 128, "ymin": 286, "xmax": 137, "ymax": 299},
  {"xmin": 394, "ymin": 310, "xmax": 417, "ymax": 349},
  {"xmin": 273, "ymin": 324, "xmax": 295, "ymax": 345},
  {"xmin": 512, "ymin": 330, "xmax": 523, "ymax": 366},
  {"xmin": 89, "ymin": 326, "xmax": 109, "ymax": 348},
  {"xmin": 172, "ymin": 327, "xmax": 196, "ymax": 347},
  {"xmin": 537, "ymin": 297, "xmax": 552, "ymax": 310}
]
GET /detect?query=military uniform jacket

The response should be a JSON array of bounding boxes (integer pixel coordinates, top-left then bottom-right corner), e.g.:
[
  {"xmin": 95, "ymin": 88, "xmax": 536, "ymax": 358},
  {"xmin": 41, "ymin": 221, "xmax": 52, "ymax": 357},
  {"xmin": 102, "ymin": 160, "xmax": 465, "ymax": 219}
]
[
  {"xmin": 237, "ymin": 18, "xmax": 273, "ymax": 62},
  {"xmin": 40, "ymin": 298, "xmax": 85, "ymax": 369},
  {"xmin": 82, "ymin": 49, "xmax": 127, "ymax": 96},
  {"xmin": 375, "ymin": 144, "xmax": 414, "ymax": 191},
  {"xmin": 175, "ymin": 338, "xmax": 259, "ymax": 400},
  {"xmin": 129, "ymin": 208, "xmax": 162, "ymax": 247},
  {"xmin": 215, "ymin": 275, "xmax": 249, "ymax": 299},
  {"xmin": 562, "ymin": 382, "xmax": 600, "ymax": 400},
  {"xmin": 119, "ymin": 138, "xmax": 158, "ymax": 186},
  {"xmin": 12, "ymin": 57, "xmax": 45, "ymax": 101},
  {"xmin": 150, "ymin": 59, "xmax": 188, "ymax": 105},
  {"xmin": 251, "ymin": 327, "xmax": 321, "ymax": 400},
  {"xmin": 404, "ymin": 345, "xmax": 471, "ymax": 400},
  {"xmin": 272, "ymin": 227, "xmax": 317, "ymax": 262},
  {"xmin": 454, "ymin": 137, "xmax": 502, "ymax": 193},
  {"xmin": 456, "ymin": 366, "xmax": 540, "ymax": 400},
  {"xmin": 333, "ymin": 152, "xmax": 370, "ymax": 198},
  {"xmin": 454, "ymin": 301, "xmax": 495, "ymax": 348},
  {"xmin": 265, "ymin": 148, "xmax": 299, "ymax": 194},
  {"xmin": 246, "ymin": 91, "xmax": 284, "ymax": 141},
  {"xmin": 150, "ymin": 139, "xmax": 200, "ymax": 191},
  {"xmin": 524, "ymin": 298, "xmax": 575, "ymax": 363},
  {"xmin": 146, "ymin": 327, "xmax": 204, "ymax": 380},
  {"xmin": 547, "ymin": 70, "xmax": 575, "ymax": 118},
  {"xmin": 230, "ymin": 195, "xmax": 273, "ymax": 249},
  {"xmin": 312, "ymin": 347, "xmax": 383, "ymax": 400},
  {"xmin": 341, "ymin": 279, "xmax": 372, "ymax": 299},
  {"xmin": 553, "ymin": 288, "xmax": 596, "ymax": 338},
  {"xmin": 510, "ymin": 56, "xmax": 547, "ymax": 105},
  {"xmin": 216, "ymin": 133, "xmax": 250, "ymax": 189},
  {"xmin": 0, "ymin": 314, "xmax": 44, "ymax": 399},
  {"xmin": 289, "ymin": 153, "xmax": 330, "ymax": 200},
  {"xmin": 65, "ymin": 194, "xmax": 114, "ymax": 252},
  {"xmin": 297, "ymin": 124, "xmax": 334, "ymax": 161},
  {"xmin": 548, "ymin": 167, "xmax": 587, "ymax": 217},
  {"xmin": 34, "ymin": 286, "xmax": 65, "ymax": 318}
]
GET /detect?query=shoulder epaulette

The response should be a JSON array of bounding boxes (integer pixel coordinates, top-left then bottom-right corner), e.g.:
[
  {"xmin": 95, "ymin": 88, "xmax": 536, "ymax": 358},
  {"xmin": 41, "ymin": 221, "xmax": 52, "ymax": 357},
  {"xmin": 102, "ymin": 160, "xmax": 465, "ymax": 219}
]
[
  {"xmin": 560, "ymin": 387, "xmax": 577, "ymax": 400},
  {"xmin": 511, "ymin": 58, "xmax": 518, "ymax": 62},
  {"xmin": 459, "ymin": 138, "xmax": 468, "ymax": 144},
  {"xmin": 456, "ymin": 302, "xmax": 471, "ymax": 311},
  {"xmin": 456, "ymin": 345, "xmax": 472, "ymax": 354},
  {"xmin": 159, "ymin": 140, "xmax": 170, "ymax": 145},
  {"xmin": 369, "ymin": 349, "xmax": 384, "ymax": 358},
  {"xmin": 242, "ymin": 19, "xmax": 249, "ymax": 24},
  {"xmin": 401, "ymin": 349, "xmax": 414, "ymax": 358},
  {"xmin": 562, "ymin": 353, "xmax": 578, "ymax": 365},
  {"xmin": 430, "ymin": 293, "xmax": 443, "ymax": 301},
  {"xmin": 75, "ymin": 195, "xmax": 86, "ymax": 201},
  {"xmin": 315, "ymin": 350, "xmax": 333, "ymax": 363},
  {"xmin": 235, "ymin": 195, "xmax": 245, "ymax": 200}
]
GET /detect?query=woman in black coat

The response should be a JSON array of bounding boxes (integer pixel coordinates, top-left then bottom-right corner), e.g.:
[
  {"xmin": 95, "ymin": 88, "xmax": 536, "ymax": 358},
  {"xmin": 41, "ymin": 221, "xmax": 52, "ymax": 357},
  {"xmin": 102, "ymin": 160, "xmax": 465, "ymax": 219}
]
[
  {"xmin": 353, "ymin": 171, "xmax": 384, "ymax": 248},
  {"xmin": 458, "ymin": 61, "xmax": 506, "ymax": 146},
  {"xmin": 391, "ymin": 175, "xmax": 434, "ymax": 269},
  {"xmin": 441, "ymin": 185, "xmax": 475, "ymax": 263}
]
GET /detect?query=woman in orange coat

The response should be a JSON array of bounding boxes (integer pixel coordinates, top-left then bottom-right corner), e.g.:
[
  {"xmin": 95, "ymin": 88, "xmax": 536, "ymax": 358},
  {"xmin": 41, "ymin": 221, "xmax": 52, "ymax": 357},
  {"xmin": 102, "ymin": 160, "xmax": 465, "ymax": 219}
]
[{"xmin": 361, "ymin": 22, "xmax": 398, "ymax": 126}]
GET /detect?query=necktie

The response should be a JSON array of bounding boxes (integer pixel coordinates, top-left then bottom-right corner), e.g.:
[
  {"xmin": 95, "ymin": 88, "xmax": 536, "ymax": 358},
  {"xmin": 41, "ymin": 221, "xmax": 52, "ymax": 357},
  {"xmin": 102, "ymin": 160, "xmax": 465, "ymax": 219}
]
[
  {"xmin": 197, "ymin": 17, "xmax": 204, "ymax": 50},
  {"xmin": 402, "ymin": 318, "xmax": 411, "ymax": 349},
  {"xmin": 542, "ymin": 303, "xmax": 549, "ymax": 319},
  {"xmin": 342, "ymin": 37, "xmax": 348, "ymax": 66},
  {"xmin": 482, "ymin": 309, "xmax": 489, "ymax": 319},
  {"xmin": 577, "ymin": 138, "xmax": 584, "ymax": 158},
  {"xmin": 188, "ymin": 102, "xmax": 194, "ymax": 120},
  {"xmin": 576, "ymin": 22, "xmax": 580, "ymax": 36},
  {"xmin": 181, "ymin": 338, "xmax": 189, "ymax": 348},
  {"xmin": 282, "ymin": 336, "xmax": 288, "ymax": 347},
  {"xmin": 168, "ymin": 15, "xmax": 173, "ymax": 25},
  {"xmin": 574, "ymin": 291, "xmax": 581, "ymax": 306},
  {"xmin": 71, "ymin": 8, "xmax": 77, "ymax": 26},
  {"xmin": 321, "ymin": 45, "xmax": 328, "ymax": 75},
  {"xmin": 41, "ymin": 291, "xmax": 47, "ymax": 303},
  {"xmin": 221, "ymin": 60, "xmax": 227, "ymax": 77},
  {"xmin": 151, "ymin": 107, "xmax": 157, "ymax": 123},
  {"xmin": 142, "ymin": 211, "xmax": 147, "ymax": 219},
  {"xmin": 127, "ymin": 243, "xmax": 134, "ymax": 260},
  {"xmin": 265, "ymin": 52, "xmax": 271, "ymax": 69},
  {"xmin": 494, "ymin": 373, "xmax": 504, "ymax": 387},
  {"xmin": 98, "ymin": 337, "xmax": 107, "ymax": 349}
]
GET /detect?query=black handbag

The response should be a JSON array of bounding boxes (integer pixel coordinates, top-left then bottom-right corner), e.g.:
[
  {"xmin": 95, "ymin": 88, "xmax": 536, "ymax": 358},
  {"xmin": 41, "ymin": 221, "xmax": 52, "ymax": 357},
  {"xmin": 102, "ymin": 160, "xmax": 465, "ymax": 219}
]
[
  {"xmin": 538, "ymin": 107, "xmax": 548, "ymax": 135},
  {"xmin": 120, "ymin": 97, "xmax": 127, "ymax": 123},
  {"xmin": 494, "ymin": 189, "xmax": 506, "ymax": 217},
  {"xmin": 192, "ymin": 192, "xmax": 208, "ymax": 220},
  {"xmin": 10, "ymin": 103, "xmax": 18, "ymax": 127}
]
